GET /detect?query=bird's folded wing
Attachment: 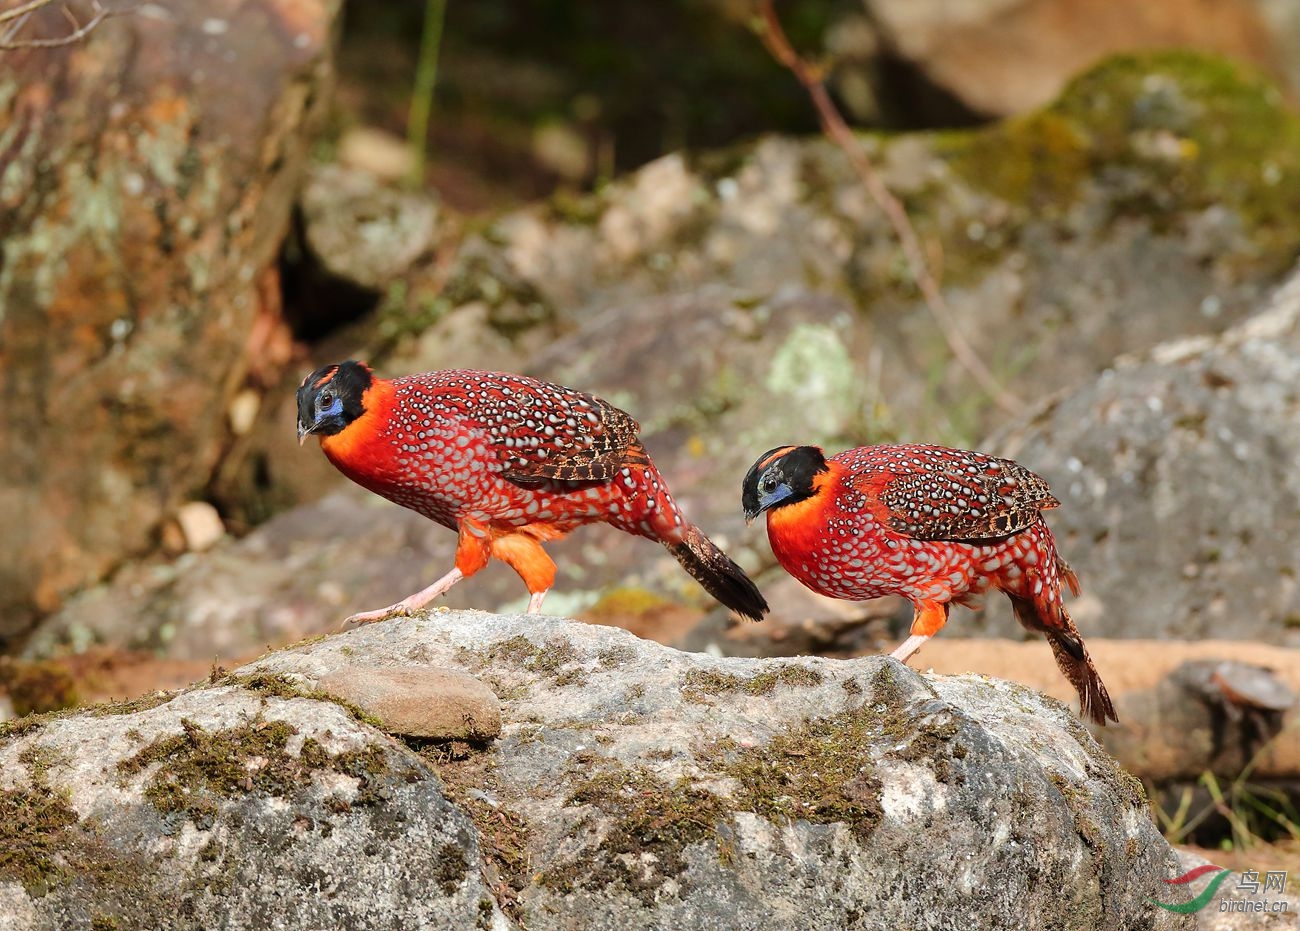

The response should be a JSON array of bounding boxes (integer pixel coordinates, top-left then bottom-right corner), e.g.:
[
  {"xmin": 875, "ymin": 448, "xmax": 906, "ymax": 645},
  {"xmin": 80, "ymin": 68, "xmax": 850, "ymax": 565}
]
[
  {"xmin": 866, "ymin": 458, "xmax": 1059, "ymax": 542},
  {"xmin": 488, "ymin": 388, "xmax": 644, "ymax": 483}
]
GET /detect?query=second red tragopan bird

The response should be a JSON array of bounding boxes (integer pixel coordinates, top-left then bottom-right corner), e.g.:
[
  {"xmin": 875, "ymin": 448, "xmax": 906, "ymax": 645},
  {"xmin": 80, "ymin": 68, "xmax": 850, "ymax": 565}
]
[
  {"xmin": 742, "ymin": 444, "xmax": 1117, "ymax": 725},
  {"xmin": 297, "ymin": 361, "xmax": 768, "ymax": 625}
]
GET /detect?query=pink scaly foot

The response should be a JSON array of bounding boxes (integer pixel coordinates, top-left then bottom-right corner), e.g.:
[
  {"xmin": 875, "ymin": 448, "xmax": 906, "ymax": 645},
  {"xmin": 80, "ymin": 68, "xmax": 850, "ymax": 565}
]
[{"xmin": 341, "ymin": 567, "xmax": 464, "ymax": 628}]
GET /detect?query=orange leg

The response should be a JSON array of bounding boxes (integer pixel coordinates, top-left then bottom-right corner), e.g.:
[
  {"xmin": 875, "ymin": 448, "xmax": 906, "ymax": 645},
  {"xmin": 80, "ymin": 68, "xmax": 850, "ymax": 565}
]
[
  {"xmin": 890, "ymin": 600, "xmax": 950, "ymax": 663},
  {"xmin": 491, "ymin": 533, "xmax": 558, "ymax": 614},
  {"xmin": 343, "ymin": 522, "xmax": 492, "ymax": 627}
]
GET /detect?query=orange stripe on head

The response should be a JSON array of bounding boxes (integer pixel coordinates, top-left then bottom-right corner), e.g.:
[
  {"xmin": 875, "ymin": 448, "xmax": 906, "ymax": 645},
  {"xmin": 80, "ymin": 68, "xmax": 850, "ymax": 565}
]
[
  {"xmin": 299, "ymin": 365, "xmax": 339, "ymax": 390},
  {"xmin": 312, "ymin": 366, "xmax": 339, "ymax": 390},
  {"xmin": 756, "ymin": 445, "xmax": 799, "ymax": 472}
]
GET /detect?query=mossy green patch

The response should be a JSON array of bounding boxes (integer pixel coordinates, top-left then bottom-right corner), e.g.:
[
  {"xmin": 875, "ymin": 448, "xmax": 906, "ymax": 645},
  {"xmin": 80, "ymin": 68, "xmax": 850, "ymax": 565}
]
[
  {"xmin": 945, "ymin": 109, "xmax": 1091, "ymax": 213},
  {"xmin": 596, "ymin": 644, "xmax": 636, "ymax": 669},
  {"xmin": 540, "ymin": 667, "xmax": 925, "ymax": 896},
  {"xmin": 546, "ymin": 187, "xmax": 606, "ymax": 227},
  {"xmin": 586, "ymin": 587, "xmax": 675, "ymax": 624},
  {"xmin": 0, "ymin": 783, "xmax": 80, "ymax": 894},
  {"xmin": 17, "ymin": 742, "xmax": 70, "ymax": 784},
  {"xmin": 718, "ymin": 706, "xmax": 885, "ymax": 842},
  {"xmin": 482, "ymin": 635, "xmax": 586, "ymax": 687},
  {"xmin": 87, "ymin": 691, "xmax": 181, "ymax": 718},
  {"xmin": 945, "ymin": 50, "xmax": 1300, "ymax": 268},
  {"xmin": 476, "ymin": 896, "xmax": 495, "ymax": 929},
  {"xmin": 1061, "ymin": 715, "xmax": 1148, "ymax": 811},
  {"xmin": 434, "ymin": 841, "xmax": 470, "ymax": 895},
  {"xmin": 541, "ymin": 761, "xmax": 730, "ymax": 903},
  {"xmin": 2, "ymin": 685, "xmax": 190, "ymax": 743},
  {"xmin": 117, "ymin": 717, "xmax": 392, "ymax": 827},
  {"xmin": 892, "ymin": 713, "xmax": 963, "ymax": 784},
  {"xmin": 0, "ymin": 712, "xmax": 54, "ymax": 742},
  {"xmin": 680, "ymin": 664, "xmax": 825, "ymax": 703},
  {"xmin": 1048, "ymin": 771, "xmax": 1109, "ymax": 879},
  {"xmin": 0, "ymin": 778, "xmax": 165, "ymax": 912}
]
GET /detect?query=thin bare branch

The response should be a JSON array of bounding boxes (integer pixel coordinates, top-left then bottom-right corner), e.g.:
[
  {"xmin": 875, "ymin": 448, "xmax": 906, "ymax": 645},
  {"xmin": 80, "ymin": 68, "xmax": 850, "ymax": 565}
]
[
  {"xmin": 0, "ymin": 0, "xmax": 64, "ymax": 26},
  {"xmin": 756, "ymin": 0, "xmax": 1020, "ymax": 414},
  {"xmin": 0, "ymin": 0, "xmax": 116, "ymax": 51}
]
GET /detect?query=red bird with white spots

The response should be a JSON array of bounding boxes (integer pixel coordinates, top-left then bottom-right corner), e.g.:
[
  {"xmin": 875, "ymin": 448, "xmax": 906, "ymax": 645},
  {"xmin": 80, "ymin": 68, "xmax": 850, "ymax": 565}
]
[
  {"xmin": 297, "ymin": 361, "xmax": 768, "ymax": 624},
  {"xmin": 742, "ymin": 444, "xmax": 1116, "ymax": 724}
]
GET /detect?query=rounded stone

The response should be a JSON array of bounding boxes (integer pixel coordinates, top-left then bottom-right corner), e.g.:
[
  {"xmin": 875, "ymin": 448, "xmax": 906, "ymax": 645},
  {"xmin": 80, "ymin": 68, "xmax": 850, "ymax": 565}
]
[{"xmin": 316, "ymin": 666, "xmax": 501, "ymax": 740}]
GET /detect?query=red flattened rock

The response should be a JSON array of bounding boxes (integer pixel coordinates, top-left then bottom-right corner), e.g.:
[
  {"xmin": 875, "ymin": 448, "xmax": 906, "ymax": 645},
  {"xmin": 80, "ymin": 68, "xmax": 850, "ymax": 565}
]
[{"xmin": 317, "ymin": 665, "xmax": 503, "ymax": 741}]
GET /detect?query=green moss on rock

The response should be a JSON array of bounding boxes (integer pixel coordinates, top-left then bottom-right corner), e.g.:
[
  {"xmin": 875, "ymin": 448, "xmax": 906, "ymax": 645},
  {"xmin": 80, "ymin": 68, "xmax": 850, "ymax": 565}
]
[
  {"xmin": 422, "ymin": 744, "xmax": 531, "ymax": 923},
  {"xmin": 482, "ymin": 635, "xmax": 586, "ymax": 686},
  {"xmin": 434, "ymin": 841, "xmax": 470, "ymax": 895},
  {"xmin": 0, "ymin": 784, "xmax": 80, "ymax": 894},
  {"xmin": 585, "ymin": 588, "xmax": 676, "ymax": 625},
  {"xmin": 680, "ymin": 664, "xmax": 825, "ymax": 703},
  {"xmin": 946, "ymin": 50, "xmax": 1300, "ymax": 266},
  {"xmin": 17, "ymin": 742, "xmax": 69, "ymax": 784},
  {"xmin": 542, "ymin": 761, "xmax": 730, "ymax": 903},
  {"xmin": 946, "ymin": 109, "xmax": 1090, "ymax": 212},
  {"xmin": 1061, "ymin": 715, "xmax": 1148, "ymax": 811},
  {"xmin": 0, "ymin": 777, "xmax": 167, "ymax": 916},
  {"xmin": 719, "ymin": 705, "xmax": 885, "ymax": 842},
  {"xmin": 117, "ymin": 717, "xmax": 392, "ymax": 827}
]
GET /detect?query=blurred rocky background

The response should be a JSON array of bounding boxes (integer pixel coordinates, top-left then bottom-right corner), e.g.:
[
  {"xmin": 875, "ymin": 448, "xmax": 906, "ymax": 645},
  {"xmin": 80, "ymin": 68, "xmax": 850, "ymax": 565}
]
[{"xmin": 2, "ymin": 0, "xmax": 1299, "ymax": 914}]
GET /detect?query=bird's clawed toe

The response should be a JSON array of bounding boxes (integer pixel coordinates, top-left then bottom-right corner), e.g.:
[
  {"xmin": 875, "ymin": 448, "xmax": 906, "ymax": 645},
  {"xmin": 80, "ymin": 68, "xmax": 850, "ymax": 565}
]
[{"xmin": 340, "ymin": 604, "xmax": 406, "ymax": 629}]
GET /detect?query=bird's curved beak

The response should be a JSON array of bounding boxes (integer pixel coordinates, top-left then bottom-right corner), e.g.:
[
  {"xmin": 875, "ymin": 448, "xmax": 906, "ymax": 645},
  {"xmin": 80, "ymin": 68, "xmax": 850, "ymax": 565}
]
[{"xmin": 297, "ymin": 421, "xmax": 311, "ymax": 446}]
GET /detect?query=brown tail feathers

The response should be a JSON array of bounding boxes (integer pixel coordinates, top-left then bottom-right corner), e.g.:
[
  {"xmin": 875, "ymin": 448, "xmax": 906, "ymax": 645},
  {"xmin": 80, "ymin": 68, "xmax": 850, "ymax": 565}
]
[
  {"xmin": 668, "ymin": 525, "xmax": 769, "ymax": 622},
  {"xmin": 1009, "ymin": 593, "xmax": 1117, "ymax": 726}
]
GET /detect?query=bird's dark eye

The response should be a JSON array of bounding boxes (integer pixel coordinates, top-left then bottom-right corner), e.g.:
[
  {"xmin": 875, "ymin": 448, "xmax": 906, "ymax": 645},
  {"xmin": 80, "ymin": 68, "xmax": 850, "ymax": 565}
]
[
  {"xmin": 760, "ymin": 476, "xmax": 777, "ymax": 494},
  {"xmin": 319, "ymin": 392, "xmax": 334, "ymax": 408}
]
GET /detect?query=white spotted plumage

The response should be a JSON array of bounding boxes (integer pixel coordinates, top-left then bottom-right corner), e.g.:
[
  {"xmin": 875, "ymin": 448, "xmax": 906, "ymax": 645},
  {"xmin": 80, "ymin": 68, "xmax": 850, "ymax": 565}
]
[{"xmin": 331, "ymin": 369, "xmax": 688, "ymax": 542}]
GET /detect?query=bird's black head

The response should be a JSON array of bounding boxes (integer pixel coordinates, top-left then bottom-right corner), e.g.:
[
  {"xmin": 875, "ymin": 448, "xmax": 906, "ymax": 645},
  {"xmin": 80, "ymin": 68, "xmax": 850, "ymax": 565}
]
[
  {"xmin": 741, "ymin": 445, "xmax": 829, "ymax": 522},
  {"xmin": 296, "ymin": 360, "xmax": 373, "ymax": 444}
]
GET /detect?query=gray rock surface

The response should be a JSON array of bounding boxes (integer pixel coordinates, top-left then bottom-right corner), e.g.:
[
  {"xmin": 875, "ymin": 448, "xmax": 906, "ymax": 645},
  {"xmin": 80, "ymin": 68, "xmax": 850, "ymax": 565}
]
[
  {"xmin": 2, "ymin": 611, "xmax": 1194, "ymax": 929},
  {"xmin": 982, "ymin": 266, "xmax": 1300, "ymax": 645},
  {"xmin": 300, "ymin": 163, "xmax": 441, "ymax": 290}
]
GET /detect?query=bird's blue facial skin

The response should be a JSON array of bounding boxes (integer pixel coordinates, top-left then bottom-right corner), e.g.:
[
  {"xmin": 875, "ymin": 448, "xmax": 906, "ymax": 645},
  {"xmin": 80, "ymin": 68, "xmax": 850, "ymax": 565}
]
[
  {"xmin": 758, "ymin": 480, "xmax": 794, "ymax": 514},
  {"xmin": 313, "ymin": 394, "xmax": 345, "ymax": 432},
  {"xmin": 743, "ymin": 468, "xmax": 795, "ymax": 521},
  {"xmin": 297, "ymin": 389, "xmax": 346, "ymax": 439}
]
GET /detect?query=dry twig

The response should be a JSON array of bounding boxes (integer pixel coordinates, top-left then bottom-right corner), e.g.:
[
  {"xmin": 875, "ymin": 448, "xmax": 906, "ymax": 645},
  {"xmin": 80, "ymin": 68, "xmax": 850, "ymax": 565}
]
[
  {"xmin": 0, "ymin": 0, "xmax": 115, "ymax": 51},
  {"xmin": 755, "ymin": 0, "xmax": 1020, "ymax": 414}
]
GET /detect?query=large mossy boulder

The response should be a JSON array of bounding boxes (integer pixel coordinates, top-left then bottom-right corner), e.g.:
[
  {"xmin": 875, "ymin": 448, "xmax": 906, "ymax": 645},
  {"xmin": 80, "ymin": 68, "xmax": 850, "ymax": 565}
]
[{"xmin": 0, "ymin": 611, "xmax": 1190, "ymax": 930}]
